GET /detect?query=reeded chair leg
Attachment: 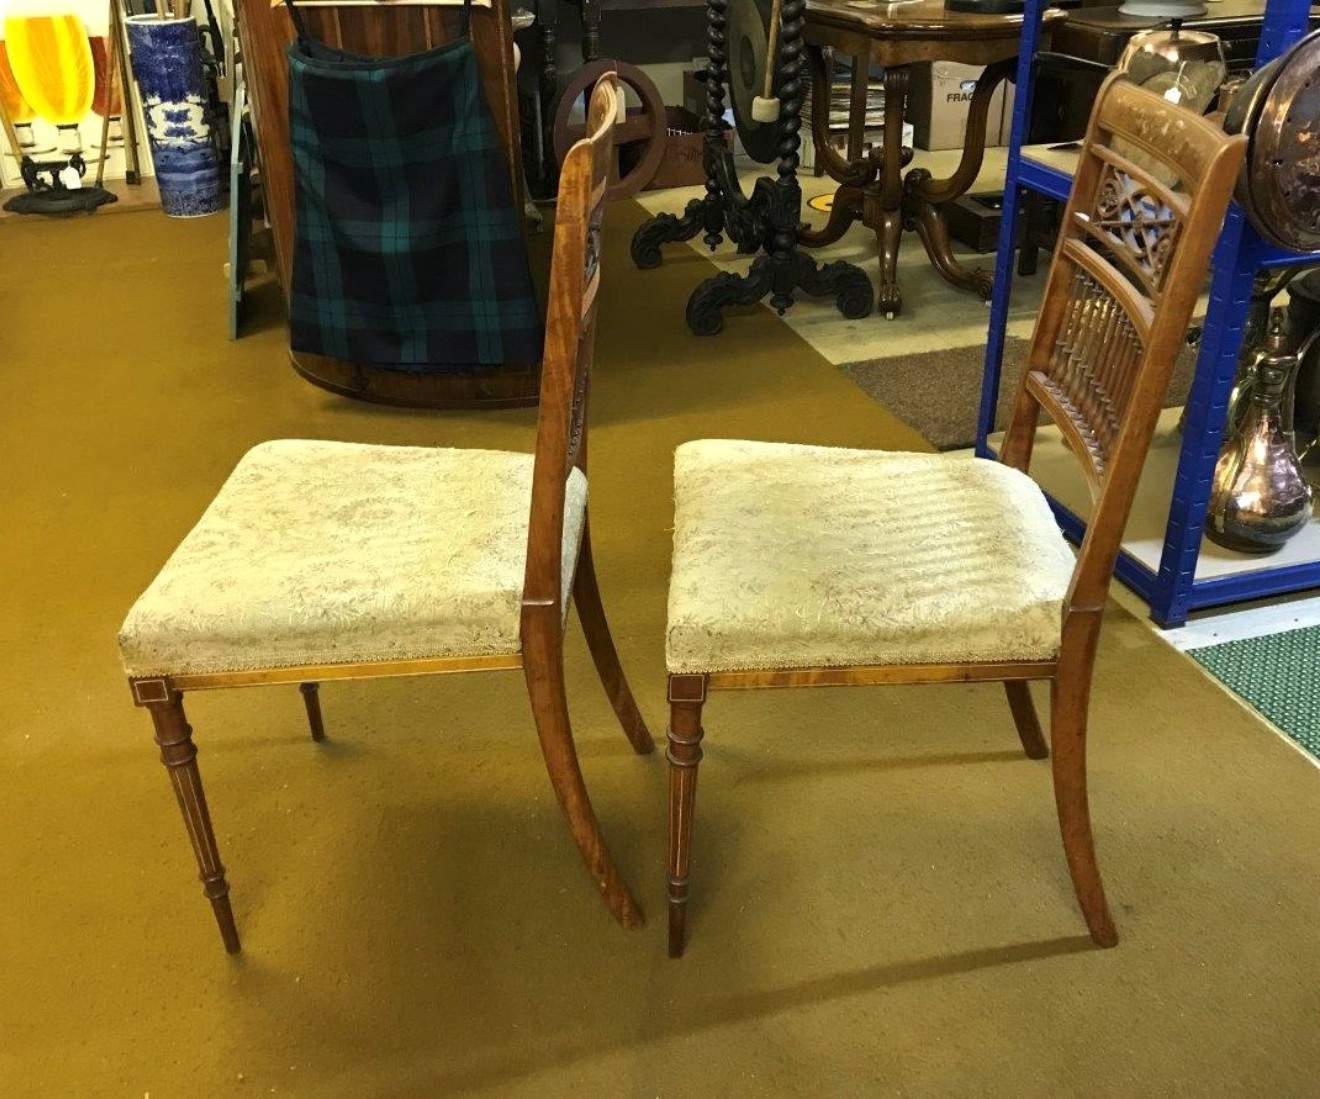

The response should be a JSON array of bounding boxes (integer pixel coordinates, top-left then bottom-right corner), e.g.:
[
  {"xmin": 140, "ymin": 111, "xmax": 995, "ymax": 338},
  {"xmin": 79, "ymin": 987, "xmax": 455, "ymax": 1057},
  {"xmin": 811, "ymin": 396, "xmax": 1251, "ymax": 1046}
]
[
  {"xmin": 1004, "ymin": 681, "xmax": 1048, "ymax": 760},
  {"xmin": 300, "ymin": 682, "xmax": 326, "ymax": 742},
  {"xmin": 667, "ymin": 674, "xmax": 707, "ymax": 958},
  {"xmin": 145, "ymin": 690, "xmax": 241, "ymax": 954},
  {"xmin": 522, "ymin": 606, "xmax": 644, "ymax": 929},
  {"xmin": 572, "ymin": 519, "xmax": 655, "ymax": 756},
  {"xmin": 1050, "ymin": 668, "xmax": 1118, "ymax": 948}
]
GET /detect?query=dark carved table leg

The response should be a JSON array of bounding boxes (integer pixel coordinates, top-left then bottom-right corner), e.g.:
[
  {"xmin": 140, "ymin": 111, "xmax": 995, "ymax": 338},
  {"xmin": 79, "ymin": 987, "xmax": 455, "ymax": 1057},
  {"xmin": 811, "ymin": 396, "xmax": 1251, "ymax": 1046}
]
[
  {"xmin": 874, "ymin": 64, "xmax": 909, "ymax": 318},
  {"xmin": 632, "ymin": 198, "xmax": 708, "ymax": 268},
  {"xmin": 580, "ymin": 0, "xmax": 601, "ymax": 63},
  {"xmin": 873, "ymin": 205, "xmax": 905, "ymax": 318},
  {"xmin": 908, "ymin": 194, "xmax": 994, "ymax": 299},
  {"xmin": 539, "ymin": 8, "xmax": 558, "ymax": 193},
  {"xmin": 145, "ymin": 688, "xmax": 240, "ymax": 953},
  {"xmin": 798, "ymin": 182, "xmax": 863, "ymax": 248},
  {"xmin": 901, "ymin": 60, "xmax": 1012, "ymax": 302},
  {"xmin": 631, "ymin": 0, "xmax": 733, "ymax": 266}
]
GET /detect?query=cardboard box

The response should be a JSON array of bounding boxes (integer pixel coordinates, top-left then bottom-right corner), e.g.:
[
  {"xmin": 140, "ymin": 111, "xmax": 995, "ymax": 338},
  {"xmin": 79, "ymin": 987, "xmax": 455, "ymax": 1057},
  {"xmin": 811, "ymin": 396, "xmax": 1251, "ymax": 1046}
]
[
  {"xmin": 907, "ymin": 62, "xmax": 1013, "ymax": 152},
  {"xmin": 637, "ymin": 107, "xmax": 734, "ymax": 191}
]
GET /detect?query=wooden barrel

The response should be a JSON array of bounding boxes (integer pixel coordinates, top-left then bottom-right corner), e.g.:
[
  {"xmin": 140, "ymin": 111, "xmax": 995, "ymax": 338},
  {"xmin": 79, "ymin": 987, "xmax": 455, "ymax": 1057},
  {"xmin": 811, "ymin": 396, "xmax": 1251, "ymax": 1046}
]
[{"xmin": 236, "ymin": 0, "xmax": 540, "ymax": 408}]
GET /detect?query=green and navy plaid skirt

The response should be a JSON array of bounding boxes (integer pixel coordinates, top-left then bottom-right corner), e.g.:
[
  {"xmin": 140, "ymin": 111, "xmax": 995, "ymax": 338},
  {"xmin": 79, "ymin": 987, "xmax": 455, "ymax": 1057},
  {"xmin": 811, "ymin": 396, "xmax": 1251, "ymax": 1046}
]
[{"xmin": 284, "ymin": 0, "xmax": 542, "ymax": 372}]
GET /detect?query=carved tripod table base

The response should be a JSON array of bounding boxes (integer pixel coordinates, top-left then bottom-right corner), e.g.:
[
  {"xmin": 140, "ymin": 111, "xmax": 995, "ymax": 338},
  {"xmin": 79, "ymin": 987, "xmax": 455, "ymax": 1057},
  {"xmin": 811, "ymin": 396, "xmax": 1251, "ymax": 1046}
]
[
  {"xmin": 630, "ymin": 0, "xmax": 876, "ymax": 336},
  {"xmin": 687, "ymin": 242, "xmax": 876, "ymax": 336},
  {"xmin": 802, "ymin": 0, "xmax": 1030, "ymax": 319}
]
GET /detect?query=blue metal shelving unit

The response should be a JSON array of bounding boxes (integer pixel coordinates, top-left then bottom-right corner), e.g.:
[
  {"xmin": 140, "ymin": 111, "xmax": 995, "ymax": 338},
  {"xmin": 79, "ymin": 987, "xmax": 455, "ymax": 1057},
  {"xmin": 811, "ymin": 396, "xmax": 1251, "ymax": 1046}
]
[{"xmin": 978, "ymin": 0, "xmax": 1318, "ymax": 627}]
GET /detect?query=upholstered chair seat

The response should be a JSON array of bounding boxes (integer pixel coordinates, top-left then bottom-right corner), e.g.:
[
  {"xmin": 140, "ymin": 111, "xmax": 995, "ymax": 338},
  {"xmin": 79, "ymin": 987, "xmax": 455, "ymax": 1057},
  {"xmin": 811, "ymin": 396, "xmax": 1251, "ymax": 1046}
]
[
  {"xmin": 666, "ymin": 440, "xmax": 1077, "ymax": 675},
  {"xmin": 120, "ymin": 439, "xmax": 587, "ymax": 677}
]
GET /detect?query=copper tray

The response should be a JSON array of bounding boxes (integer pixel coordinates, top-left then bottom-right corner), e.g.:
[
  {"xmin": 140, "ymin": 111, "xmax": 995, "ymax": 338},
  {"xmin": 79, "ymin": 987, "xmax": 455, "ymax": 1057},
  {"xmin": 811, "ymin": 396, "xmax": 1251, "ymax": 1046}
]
[{"xmin": 1247, "ymin": 28, "xmax": 1320, "ymax": 253}]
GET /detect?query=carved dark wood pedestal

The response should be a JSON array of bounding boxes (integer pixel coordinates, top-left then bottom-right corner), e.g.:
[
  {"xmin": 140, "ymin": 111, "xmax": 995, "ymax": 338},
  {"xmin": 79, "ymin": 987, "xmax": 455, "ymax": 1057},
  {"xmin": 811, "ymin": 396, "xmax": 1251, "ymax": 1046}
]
[{"xmin": 630, "ymin": 0, "xmax": 874, "ymax": 335}]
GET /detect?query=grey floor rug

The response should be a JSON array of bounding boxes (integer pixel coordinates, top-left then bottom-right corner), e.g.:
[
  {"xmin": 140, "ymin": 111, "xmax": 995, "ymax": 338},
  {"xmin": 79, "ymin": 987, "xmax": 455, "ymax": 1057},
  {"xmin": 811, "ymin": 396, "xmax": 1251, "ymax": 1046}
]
[{"xmin": 841, "ymin": 336, "xmax": 1197, "ymax": 451}]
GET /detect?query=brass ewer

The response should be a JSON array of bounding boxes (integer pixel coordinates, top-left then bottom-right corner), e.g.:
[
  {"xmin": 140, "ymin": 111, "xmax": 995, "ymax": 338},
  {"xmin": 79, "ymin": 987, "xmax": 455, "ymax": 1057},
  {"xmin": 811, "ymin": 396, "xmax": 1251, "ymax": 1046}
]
[{"xmin": 1207, "ymin": 311, "xmax": 1313, "ymax": 553}]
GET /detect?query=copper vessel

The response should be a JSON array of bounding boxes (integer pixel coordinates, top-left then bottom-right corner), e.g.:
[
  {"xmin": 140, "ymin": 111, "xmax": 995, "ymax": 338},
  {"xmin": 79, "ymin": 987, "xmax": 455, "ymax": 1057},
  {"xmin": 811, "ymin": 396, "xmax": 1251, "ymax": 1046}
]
[
  {"xmin": 1223, "ymin": 268, "xmax": 1298, "ymax": 441},
  {"xmin": 1207, "ymin": 312, "xmax": 1313, "ymax": 553}
]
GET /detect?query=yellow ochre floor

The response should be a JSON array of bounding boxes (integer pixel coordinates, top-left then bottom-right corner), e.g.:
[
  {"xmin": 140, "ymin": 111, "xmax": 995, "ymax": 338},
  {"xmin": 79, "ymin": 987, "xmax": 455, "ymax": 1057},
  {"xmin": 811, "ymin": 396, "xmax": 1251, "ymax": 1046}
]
[{"xmin": 2, "ymin": 202, "xmax": 1319, "ymax": 1096}]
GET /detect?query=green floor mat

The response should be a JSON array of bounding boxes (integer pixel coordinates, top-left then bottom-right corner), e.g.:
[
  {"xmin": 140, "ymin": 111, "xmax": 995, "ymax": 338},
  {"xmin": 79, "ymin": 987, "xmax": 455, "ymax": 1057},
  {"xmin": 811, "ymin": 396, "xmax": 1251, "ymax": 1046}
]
[{"xmin": 1191, "ymin": 627, "xmax": 1320, "ymax": 760}]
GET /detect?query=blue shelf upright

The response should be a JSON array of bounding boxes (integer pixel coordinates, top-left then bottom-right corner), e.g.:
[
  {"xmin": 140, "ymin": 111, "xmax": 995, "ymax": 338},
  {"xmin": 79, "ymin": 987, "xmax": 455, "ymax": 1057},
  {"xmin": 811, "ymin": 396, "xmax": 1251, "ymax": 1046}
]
[{"xmin": 978, "ymin": 0, "xmax": 1319, "ymax": 628}]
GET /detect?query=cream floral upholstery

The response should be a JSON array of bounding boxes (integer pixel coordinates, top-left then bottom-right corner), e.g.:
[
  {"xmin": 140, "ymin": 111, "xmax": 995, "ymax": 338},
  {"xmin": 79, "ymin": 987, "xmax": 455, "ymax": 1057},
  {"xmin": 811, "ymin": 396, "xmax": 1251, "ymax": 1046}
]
[
  {"xmin": 665, "ymin": 440, "xmax": 1076, "ymax": 674},
  {"xmin": 119, "ymin": 440, "xmax": 587, "ymax": 677}
]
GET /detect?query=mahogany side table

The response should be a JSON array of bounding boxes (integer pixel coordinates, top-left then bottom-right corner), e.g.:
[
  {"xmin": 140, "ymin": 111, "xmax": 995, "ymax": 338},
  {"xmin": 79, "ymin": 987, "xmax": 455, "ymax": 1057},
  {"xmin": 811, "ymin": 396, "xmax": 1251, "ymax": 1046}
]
[{"xmin": 801, "ymin": 0, "xmax": 1063, "ymax": 317}]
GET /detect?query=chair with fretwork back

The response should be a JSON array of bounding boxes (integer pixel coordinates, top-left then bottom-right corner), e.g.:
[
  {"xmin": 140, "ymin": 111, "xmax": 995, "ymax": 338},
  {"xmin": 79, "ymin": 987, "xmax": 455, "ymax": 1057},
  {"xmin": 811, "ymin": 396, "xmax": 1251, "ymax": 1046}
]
[
  {"xmin": 117, "ymin": 75, "xmax": 651, "ymax": 954},
  {"xmin": 663, "ymin": 73, "xmax": 1247, "ymax": 957}
]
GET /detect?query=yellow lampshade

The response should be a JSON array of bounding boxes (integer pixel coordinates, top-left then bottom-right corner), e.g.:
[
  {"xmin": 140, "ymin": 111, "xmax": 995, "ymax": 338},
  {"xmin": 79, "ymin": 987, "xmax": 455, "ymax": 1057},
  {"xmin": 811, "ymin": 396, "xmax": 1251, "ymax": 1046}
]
[
  {"xmin": 3, "ymin": 13, "xmax": 94, "ymax": 125},
  {"xmin": 0, "ymin": 40, "xmax": 37, "ymax": 123}
]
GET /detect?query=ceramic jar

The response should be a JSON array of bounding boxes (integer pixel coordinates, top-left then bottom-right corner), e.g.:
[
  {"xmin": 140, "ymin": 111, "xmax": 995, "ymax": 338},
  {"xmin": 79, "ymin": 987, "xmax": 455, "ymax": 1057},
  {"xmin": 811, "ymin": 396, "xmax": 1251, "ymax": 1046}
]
[{"xmin": 125, "ymin": 15, "xmax": 221, "ymax": 217}]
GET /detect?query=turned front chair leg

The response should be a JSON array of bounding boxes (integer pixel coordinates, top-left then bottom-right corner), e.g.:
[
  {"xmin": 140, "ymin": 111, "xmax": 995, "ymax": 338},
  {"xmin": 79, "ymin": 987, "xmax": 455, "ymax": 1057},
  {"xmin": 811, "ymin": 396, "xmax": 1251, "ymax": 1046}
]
[
  {"xmin": 142, "ymin": 688, "xmax": 241, "ymax": 953},
  {"xmin": 667, "ymin": 674, "xmax": 707, "ymax": 958},
  {"xmin": 300, "ymin": 682, "xmax": 326, "ymax": 742}
]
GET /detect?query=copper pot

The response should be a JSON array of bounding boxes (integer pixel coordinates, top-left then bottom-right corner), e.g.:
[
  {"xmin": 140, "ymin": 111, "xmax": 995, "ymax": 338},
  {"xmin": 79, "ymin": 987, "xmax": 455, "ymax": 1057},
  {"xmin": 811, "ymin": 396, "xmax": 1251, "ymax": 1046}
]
[{"xmin": 1223, "ymin": 29, "xmax": 1320, "ymax": 253}]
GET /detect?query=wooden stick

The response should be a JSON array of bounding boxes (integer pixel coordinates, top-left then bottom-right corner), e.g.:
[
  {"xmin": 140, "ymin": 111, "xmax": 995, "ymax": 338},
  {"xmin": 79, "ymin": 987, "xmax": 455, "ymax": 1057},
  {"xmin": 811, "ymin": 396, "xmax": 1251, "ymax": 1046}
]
[
  {"xmin": 762, "ymin": 0, "xmax": 783, "ymax": 101},
  {"xmin": 111, "ymin": 0, "xmax": 143, "ymax": 183},
  {"xmin": 95, "ymin": 0, "xmax": 120, "ymax": 187}
]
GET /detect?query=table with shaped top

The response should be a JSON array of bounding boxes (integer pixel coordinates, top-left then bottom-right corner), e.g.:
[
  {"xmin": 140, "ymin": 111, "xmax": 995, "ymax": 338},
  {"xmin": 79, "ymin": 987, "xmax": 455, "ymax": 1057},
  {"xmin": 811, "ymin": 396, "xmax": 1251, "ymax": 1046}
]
[{"xmin": 801, "ymin": 0, "xmax": 1064, "ymax": 317}]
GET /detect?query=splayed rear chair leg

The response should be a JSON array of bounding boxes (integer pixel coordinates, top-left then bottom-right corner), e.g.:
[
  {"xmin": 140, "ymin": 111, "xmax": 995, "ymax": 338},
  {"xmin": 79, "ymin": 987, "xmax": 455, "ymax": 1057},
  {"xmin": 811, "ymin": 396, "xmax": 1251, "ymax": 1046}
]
[
  {"xmin": 572, "ymin": 519, "xmax": 655, "ymax": 755},
  {"xmin": 300, "ymin": 682, "xmax": 326, "ymax": 742},
  {"xmin": 523, "ymin": 606, "xmax": 644, "ymax": 928},
  {"xmin": 1050, "ymin": 671, "xmax": 1118, "ymax": 947},
  {"xmin": 1005, "ymin": 681, "xmax": 1048, "ymax": 759}
]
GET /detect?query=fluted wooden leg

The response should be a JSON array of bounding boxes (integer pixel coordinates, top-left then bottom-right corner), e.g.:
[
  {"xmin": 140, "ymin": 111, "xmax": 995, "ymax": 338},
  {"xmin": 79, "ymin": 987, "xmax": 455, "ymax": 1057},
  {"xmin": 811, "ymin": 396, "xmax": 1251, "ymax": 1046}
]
[
  {"xmin": 522, "ymin": 606, "xmax": 644, "ymax": 928},
  {"xmin": 572, "ymin": 518, "xmax": 655, "ymax": 756},
  {"xmin": 300, "ymin": 682, "xmax": 326, "ymax": 742},
  {"xmin": 145, "ymin": 690, "xmax": 240, "ymax": 953},
  {"xmin": 1051, "ymin": 627, "xmax": 1118, "ymax": 948},
  {"xmin": 667, "ymin": 674, "xmax": 707, "ymax": 958},
  {"xmin": 1004, "ymin": 681, "xmax": 1048, "ymax": 760}
]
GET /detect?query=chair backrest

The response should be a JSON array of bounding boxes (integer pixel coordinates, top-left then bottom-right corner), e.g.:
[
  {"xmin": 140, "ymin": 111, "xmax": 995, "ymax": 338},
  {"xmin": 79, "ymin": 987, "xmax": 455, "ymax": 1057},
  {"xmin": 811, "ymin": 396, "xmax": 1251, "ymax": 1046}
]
[
  {"xmin": 522, "ymin": 73, "xmax": 618, "ymax": 609},
  {"xmin": 999, "ymin": 72, "xmax": 1246, "ymax": 613}
]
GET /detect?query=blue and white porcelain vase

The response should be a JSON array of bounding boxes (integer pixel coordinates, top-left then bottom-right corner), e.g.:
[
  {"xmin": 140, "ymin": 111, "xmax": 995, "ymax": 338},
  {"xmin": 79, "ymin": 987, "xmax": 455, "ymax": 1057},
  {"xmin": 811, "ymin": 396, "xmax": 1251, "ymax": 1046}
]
[{"xmin": 125, "ymin": 16, "xmax": 221, "ymax": 217}]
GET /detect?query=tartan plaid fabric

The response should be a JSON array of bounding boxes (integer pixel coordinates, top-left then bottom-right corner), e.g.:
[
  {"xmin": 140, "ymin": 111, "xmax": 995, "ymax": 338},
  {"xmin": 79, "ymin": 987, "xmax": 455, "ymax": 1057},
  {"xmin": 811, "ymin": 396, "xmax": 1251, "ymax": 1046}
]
[{"xmin": 286, "ymin": 21, "xmax": 542, "ymax": 372}]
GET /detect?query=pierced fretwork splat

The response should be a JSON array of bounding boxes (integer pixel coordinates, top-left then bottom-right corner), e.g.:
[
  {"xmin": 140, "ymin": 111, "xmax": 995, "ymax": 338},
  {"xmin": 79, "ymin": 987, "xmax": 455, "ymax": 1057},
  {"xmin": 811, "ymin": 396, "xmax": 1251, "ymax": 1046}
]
[{"xmin": 1085, "ymin": 162, "xmax": 1183, "ymax": 296}]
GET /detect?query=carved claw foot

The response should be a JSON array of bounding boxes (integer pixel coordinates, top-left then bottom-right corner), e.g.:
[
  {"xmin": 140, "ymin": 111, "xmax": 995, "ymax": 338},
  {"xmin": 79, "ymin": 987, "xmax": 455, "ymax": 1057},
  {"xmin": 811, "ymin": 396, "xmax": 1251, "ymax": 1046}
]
[{"xmin": 878, "ymin": 280, "xmax": 903, "ymax": 320}]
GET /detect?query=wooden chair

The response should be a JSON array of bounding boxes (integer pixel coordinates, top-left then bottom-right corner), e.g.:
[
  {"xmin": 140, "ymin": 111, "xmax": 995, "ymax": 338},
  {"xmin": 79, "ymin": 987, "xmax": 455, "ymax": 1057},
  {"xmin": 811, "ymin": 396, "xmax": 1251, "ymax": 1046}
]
[
  {"xmin": 663, "ymin": 73, "xmax": 1246, "ymax": 957},
  {"xmin": 118, "ymin": 75, "xmax": 652, "ymax": 954}
]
